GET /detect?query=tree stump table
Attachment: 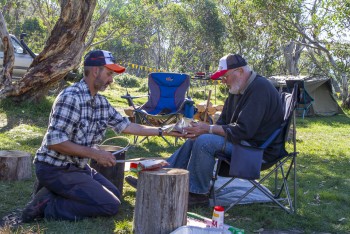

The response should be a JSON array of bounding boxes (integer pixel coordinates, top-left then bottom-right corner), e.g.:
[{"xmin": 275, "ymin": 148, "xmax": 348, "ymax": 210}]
[
  {"xmin": 0, "ymin": 150, "xmax": 32, "ymax": 181},
  {"xmin": 133, "ymin": 168, "xmax": 189, "ymax": 234}
]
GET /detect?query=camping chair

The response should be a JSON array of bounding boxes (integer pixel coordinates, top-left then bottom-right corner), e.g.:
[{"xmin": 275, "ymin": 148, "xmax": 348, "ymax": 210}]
[
  {"xmin": 121, "ymin": 72, "xmax": 194, "ymax": 146},
  {"xmin": 286, "ymin": 79, "xmax": 314, "ymax": 119},
  {"xmin": 209, "ymin": 84, "xmax": 299, "ymax": 214}
]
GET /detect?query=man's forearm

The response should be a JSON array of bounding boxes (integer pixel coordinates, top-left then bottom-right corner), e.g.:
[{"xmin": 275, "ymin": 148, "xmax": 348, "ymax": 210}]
[{"xmin": 48, "ymin": 141, "xmax": 101, "ymax": 161}]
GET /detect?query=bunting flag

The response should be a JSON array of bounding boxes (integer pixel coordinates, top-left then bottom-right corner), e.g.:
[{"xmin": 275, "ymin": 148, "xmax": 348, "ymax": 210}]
[
  {"xmin": 120, "ymin": 61, "xmax": 165, "ymax": 72},
  {"xmin": 118, "ymin": 61, "xmax": 211, "ymax": 74}
]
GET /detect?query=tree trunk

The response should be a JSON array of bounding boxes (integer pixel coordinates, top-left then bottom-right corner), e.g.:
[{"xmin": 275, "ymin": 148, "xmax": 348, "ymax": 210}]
[
  {"xmin": 0, "ymin": 0, "xmax": 97, "ymax": 102},
  {"xmin": 283, "ymin": 41, "xmax": 302, "ymax": 76},
  {"xmin": 0, "ymin": 12, "xmax": 14, "ymax": 87},
  {"xmin": 133, "ymin": 168, "xmax": 189, "ymax": 234},
  {"xmin": 343, "ymin": 95, "xmax": 350, "ymax": 109},
  {"xmin": 0, "ymin": 150, "xmax": 32, "ymax": 181},
  {"xmin": 341, "ymin": 73, "xmax": 348, "ymax": 105}
]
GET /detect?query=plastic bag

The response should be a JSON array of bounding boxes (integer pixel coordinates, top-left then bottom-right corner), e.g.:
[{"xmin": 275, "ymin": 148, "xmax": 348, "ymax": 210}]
[{"xmin": 162, "ymin": 117, "xmax": 193, "ymax": 134}]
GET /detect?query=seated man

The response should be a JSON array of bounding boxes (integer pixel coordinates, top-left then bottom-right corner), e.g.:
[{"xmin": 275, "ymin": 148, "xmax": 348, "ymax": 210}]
[
  {"xmin": 126, "ymin": 54, "xmax": 284, "ymax": 205},
  {"xmin": 21, "ymin": 50, "xmax": 182, "ymax": 222}
]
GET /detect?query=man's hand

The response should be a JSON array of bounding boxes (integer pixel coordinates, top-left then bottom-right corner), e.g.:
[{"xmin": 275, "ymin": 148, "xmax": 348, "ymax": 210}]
[
  {"xmin": 165, "ymin": 130, "xmax": 186, "ymax": 137},
  {"xmin": 93, "ymin": 150, "xmax": 117, "ymax": 167},
  {"xmin": 183, "ymin": 121, "xmax": 210, "ymax": 138}
]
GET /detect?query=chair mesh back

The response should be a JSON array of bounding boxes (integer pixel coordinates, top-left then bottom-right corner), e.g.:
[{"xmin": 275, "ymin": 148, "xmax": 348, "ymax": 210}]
[
  {"xmin": 286, "ymin": 80, "xmax": 314, "ymax": 105},
  {"xmin": 142, "ymin": 73, "xmax": 190, "ymax": 115},
  {"xmin": 279, "ymin": 84, "xmax": 298, "ymax": 152}
]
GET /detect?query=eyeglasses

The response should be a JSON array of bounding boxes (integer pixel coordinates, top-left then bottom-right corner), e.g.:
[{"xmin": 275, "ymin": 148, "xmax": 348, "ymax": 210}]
[{"xmin": 221, "ymin": 68, "xmax": 240, "ymax": 81}]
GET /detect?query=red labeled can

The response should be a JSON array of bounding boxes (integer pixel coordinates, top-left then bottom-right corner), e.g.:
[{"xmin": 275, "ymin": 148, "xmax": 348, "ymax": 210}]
[{"xmin": 212, "ymin": 206, "xmax": 224, "ymax": 229}]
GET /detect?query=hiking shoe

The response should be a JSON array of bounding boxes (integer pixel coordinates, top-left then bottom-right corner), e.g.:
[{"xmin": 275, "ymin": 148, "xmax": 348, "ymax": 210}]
[
  {"xmin": 188, "ymin": 193, "xmax": 209, "ymax": 206},
  {"xmin": 125, "ymin": 176, "xmax": 138, "ymax": 189},
  {"xmin": 21, "ymin": 187, "xmax": 51, "ymax": 223}
]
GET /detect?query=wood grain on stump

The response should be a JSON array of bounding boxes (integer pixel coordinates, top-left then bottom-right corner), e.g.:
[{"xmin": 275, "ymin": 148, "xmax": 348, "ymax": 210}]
[
  {"xmin": 0, "ymin": 150, "xmax": 32, "ymax": 181},
  {"xmin": 133, "ymin": 168, "xmax": 189, "ymax": 234}
]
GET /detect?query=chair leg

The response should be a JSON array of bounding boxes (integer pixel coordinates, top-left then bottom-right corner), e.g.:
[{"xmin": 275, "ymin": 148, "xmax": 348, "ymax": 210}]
[
  {"xmin": 175, "ymin": 137, "xmax": 179, "ymax": 146},
  {"xmin": 251, "ymin": 180, "xmax": 294, "ymax": 214},
  {"xmin": 160, "ymin": 136, "xmax": 173, "ymax": 146},
  {"xmin": 209, "ymin": 159, "xmax": 222, "ymax": 206},
  {"xmin": 293, "ymin": 155, "xmax": 297, "ymax": 213},
  {"xmin": 271, "ymin": 156, "xmax": 297, "ymax": 213}
]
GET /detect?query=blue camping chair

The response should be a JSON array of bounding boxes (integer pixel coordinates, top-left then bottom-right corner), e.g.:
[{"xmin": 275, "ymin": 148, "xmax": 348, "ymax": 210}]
[
  {"xmin": 286, "ymin": 79, "xmax": 314, "ymax": 118},
  {"xmin": 210, "ymin": 83, "xmax": 299, "ymax": 214},
  {"xmin": 122, "ymin": 72, "xmax": 194, "ymax": 146}
]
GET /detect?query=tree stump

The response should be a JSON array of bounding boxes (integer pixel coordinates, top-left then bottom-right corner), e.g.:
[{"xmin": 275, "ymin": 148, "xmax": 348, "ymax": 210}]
[
  {"xmin": 0, "ymin": 150, "xmax": 32, "ymax": 181},
  {"xmin": 133, "ymin": 168, "xmax": 189, "ymax": 234},
  {"xmin": 90, "ymin": 150, "xmax": 126, "ymax": 196}
]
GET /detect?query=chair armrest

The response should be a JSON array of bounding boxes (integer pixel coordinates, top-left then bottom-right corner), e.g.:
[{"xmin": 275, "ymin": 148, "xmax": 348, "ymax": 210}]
[
  {"xmin": 120, "ymin": 94, "xmax": 148, "ymax": 100},
  {"xmin": 121, "ymin": 94, "xmax": 148, "ymax": 107}
]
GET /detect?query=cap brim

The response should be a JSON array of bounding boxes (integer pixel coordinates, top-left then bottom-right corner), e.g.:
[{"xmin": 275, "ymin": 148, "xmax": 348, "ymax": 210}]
[
  {"xmin": 105, "ymin": 64, "xmax": 125, "ymax": 73},
  {"xmin": 210, "ymin": 70, "xmax": 228, "ymax": 80}
]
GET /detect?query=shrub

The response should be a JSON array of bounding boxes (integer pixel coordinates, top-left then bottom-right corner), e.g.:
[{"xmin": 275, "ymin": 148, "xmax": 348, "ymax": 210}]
[
  {"xmin": 218, "ymin": 84, "xmax": 228, "ymax": 95},
  {"xmin": 193, "ymin": 90, "xmax": 206, "ymax": 99},
  {"xmin": 115, "ymin": 74, "xmax": 141, "ymax": 88},
  {"xmin": 138, "ymin": 82, "xmax": 148, "ymax": 92}
]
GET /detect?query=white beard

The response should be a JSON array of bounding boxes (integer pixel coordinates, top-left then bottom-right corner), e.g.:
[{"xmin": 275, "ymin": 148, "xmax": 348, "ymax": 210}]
[
  {"xmin": 228, "ymin": 76, "xmax": 245, "ymax": 94},
  {"xmin": 229, "ymin": 85, "xmax": 240, "ymax": 94}
]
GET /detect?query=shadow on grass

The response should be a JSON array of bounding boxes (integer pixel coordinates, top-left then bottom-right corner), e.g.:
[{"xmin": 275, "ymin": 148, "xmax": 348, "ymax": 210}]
[
  {"xmin": 0, "ymin": 98, "xmax": 53, "ymax": 133},
  {"xmin": 296, "ymin": 114, "xmax": 350, "ymax": 128},
  {"xmin": 123, "ymin": 140, "xmax": 179, "ymax": 159}
]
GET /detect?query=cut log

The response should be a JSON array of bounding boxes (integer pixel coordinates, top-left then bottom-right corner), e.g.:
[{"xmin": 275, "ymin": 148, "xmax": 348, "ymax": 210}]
[
  {"xmin": 0, "ymin": 150, "xmax": 32, "ymax": 181},
  {"xmin": 207, "ymin": 105, "xmax": 217, "ymax": 115},
  {"xmin": 213, "ymin": 104, "xmax": 223, "ymax": 111},
  {"xmin": 133, "ymin": 168, "xmax": 189, "ymax": 234},
  {"xmin": 90, "ymin": 150, "xmax": 125, "ymax": 196},
  {"xmin": 213, "ymin": 111, "xmax": 222, "ymax": 124},
  {"xmin": 196, "ymin": 101, "xmax": 213, "ymax": 113}
]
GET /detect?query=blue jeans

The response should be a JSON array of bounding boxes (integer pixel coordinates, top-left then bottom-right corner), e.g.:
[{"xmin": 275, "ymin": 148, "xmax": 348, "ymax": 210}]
[
  {"xmin": 35, "ymin": 161, "xmax": 121, "ymax": 221},
  {"xmin": 167, "ymin": 134, "xmax": 233, "ymax": 194}
]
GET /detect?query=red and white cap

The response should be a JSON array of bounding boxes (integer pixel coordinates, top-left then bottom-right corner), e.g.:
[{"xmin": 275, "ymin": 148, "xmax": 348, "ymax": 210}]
[
  {"xmin": 211, "ymin": 54, "xmax": 247, "ymax": 80},
  {"xmin": 84, "ymin": 50, "xmax": 125, "ymax": 73}
]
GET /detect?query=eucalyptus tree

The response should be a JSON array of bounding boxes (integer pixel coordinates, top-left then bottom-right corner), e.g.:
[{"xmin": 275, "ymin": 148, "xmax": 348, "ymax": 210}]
[
  {"xmin": 0, "ymin": 0, "xmax": 129, "ymax": 101},
  {"xmin": 99, "ymin": 0, "xmax": 158, "ymax": 76},
  {"xmin": 0, "ymin": 0, "xmax": 98, "ymax": 101},
  {"xmin": 163, "ymin": 0, "xmax": 225, "ymax": 73},
  {"xmin": 99, "ymin": 0, "xmax": 225, "ymax": 75},
  {"xmin": 251, "ymin": 0, "xmax": 350, "ymax": 106},
  {"xmin": 215, "ymin": 0, "xmax": 304, "ymax": 77}
]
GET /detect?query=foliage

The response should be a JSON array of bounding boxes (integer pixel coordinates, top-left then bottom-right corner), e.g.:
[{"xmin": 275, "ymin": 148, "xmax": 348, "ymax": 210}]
[
  {"xmin": 114, "ymin": 73, "xmax": 141, "ymax": 88},
  {"xmin": 137, "ymin": 82, "xmax": 148, "ymax": 93},
  {"xmin": 19, "ymin": 18, "xmax": 47, "ymax": 53},
  {"xmin": 218, "ymin": 83, "xmax": 228, "ymax": 95}
]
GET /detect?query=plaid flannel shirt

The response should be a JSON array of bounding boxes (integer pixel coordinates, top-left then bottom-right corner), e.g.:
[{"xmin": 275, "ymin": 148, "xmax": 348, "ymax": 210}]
[{"xmin": 35, "ymin": 79, "xmax": 130, "ymax": 168}]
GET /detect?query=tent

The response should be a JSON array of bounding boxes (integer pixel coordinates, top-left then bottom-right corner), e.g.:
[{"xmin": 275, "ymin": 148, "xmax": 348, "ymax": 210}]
[{"xmin": 268, "ymin": 75, "xmax": 343, "ymax": 116}]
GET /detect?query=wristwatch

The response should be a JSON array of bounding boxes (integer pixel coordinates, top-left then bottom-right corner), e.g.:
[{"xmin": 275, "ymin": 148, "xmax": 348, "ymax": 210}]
[
  {"xmin": 158, "ymin": 127, "xmax": 163, "ymax": 136},
  {"xmin": 209, "ymin": 125, "xmax": 214, "ymax": 134}
]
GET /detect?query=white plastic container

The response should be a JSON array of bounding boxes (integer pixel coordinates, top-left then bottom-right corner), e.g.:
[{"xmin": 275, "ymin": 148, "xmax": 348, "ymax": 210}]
[{"xmin": 212, "ymin": 206, "xmax": 225, "ymax": 229}]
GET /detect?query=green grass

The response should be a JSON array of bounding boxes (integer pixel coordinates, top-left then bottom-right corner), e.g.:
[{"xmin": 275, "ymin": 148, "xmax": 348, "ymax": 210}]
[{"xmin": 1, "ymin": 84, "xmax": 350, "ymax": 233}]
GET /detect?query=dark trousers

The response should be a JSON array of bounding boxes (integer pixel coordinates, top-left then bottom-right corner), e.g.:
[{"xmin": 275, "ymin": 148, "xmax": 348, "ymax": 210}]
[{"xmin": 35, "ymin": 161, "xmax": 121, "ymax": 221}]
